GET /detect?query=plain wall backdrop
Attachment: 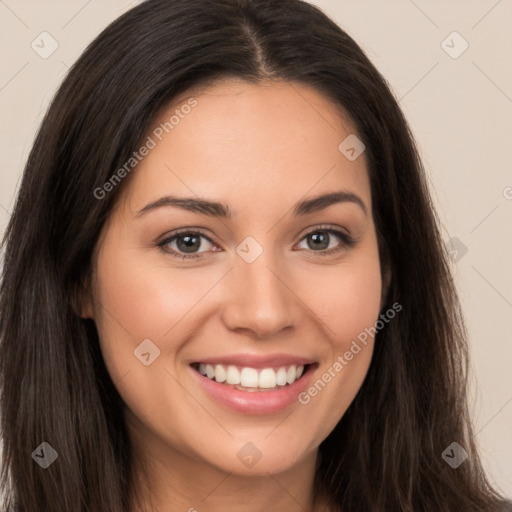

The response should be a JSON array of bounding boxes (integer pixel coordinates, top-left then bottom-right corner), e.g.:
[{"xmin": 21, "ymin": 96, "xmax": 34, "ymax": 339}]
[{"xmin": 0, "ymin": 0, "xmax": 511, "ymax": 498}]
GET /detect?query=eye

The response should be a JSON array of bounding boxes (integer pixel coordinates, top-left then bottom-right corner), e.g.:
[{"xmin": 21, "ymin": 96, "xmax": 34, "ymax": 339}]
[
  {"xmin": 157, "ymin": 225, "xmax": 356, "ymax": 261},
  {"xmin": 295, "ymin": 226, "xmax": 355, "ymax": 257},
  {"xmin": 157, "ymin": 230, "xmax": 217, "ymax": 260}
]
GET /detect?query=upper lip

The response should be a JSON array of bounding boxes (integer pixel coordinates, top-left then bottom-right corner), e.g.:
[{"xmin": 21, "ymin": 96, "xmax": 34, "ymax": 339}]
[{"xmin": 191, "ymin": 353, "xmax": 316, "ymax": 369}]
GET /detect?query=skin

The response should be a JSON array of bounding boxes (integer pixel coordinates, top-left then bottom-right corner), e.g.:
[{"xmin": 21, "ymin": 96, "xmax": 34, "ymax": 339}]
[{"xmin": 82, "ymin": 78, "xmax": 387, "ymax": 512}]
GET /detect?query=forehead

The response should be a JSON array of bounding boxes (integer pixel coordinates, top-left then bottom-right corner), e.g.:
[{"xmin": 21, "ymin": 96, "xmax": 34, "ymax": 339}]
[{"xmin": 121, "ymin": 78, "xmax": 370, "ymax": 217}]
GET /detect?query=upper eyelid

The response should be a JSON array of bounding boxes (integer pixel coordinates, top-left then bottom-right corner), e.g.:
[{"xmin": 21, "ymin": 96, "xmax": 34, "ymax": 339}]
[
  {"xmin": 296, "ymin": 223, "xmax": 352, "ymax": 240},
  {"xmin": 161, "ymin": 228, "xmax": 217, "ymax": 246}
]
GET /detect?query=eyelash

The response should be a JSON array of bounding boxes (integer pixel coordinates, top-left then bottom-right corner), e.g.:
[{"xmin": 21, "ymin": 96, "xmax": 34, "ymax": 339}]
[{"xmin": 157, "ymin": 225, "xmax": 356, "ymax": 261}]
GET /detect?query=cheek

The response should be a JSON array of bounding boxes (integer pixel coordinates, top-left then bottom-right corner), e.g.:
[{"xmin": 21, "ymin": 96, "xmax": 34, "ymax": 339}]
[
  {"xmin": 295, "ymin": 243, "xmax": 382, "ymax": 437},
  {"xmin": 304, "ymin": 249, "xmax": 383, "ymax": 345},
  {"xmin": 92, "ymin": 244, "xmax": 219, "ymax": 344},
  {"xmin": 332, "ymin": 264, "xmax": 382, "ymax": 341},
  {"xmin": 90, "ymin": 245, "xmax": 209, "ymax": 441},
  {"xmin": 90, "ymin": 238, "xmax": 214, "ymax": 397}
]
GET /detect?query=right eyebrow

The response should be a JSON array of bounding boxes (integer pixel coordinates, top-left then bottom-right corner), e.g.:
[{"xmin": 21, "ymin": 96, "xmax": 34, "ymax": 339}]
[{"xmin": 135, "ymin": 196, "xmax": 231, "ymax": 219}]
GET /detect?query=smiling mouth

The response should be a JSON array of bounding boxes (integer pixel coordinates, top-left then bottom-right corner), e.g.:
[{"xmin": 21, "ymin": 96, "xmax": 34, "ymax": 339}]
[{"xmin": 190, "ymin": 362, "xmax": 313, "ymax": 392}]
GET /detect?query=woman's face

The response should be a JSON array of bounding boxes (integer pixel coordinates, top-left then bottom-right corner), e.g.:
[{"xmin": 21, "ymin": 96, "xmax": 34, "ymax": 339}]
[{"xmin": 84, "ymin": 78, "xmax": 383, "ymax": 478}]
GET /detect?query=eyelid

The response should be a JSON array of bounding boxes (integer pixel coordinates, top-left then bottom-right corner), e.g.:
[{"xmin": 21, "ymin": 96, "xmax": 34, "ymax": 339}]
[
  {"xmin": 158, "ymin": 227, "xmax": 218, "ymax": 243},
  {"xmin": 295, "ymin": 223, "xmax": 352, "ymax": 241}
]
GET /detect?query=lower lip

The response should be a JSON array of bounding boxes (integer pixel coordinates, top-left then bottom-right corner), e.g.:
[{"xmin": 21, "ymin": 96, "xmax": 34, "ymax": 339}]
[{"xmin": 190, "ymin": 365, "xmax": 317, "ymax": 415}]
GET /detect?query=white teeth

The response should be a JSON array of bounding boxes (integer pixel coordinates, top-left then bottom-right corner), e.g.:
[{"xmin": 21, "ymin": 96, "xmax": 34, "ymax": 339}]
[
  {"xmin": 196, "ymin": 363, "xmax": 307, "ymax": 390},
  {"xmin": 214, "ymin": 364, "xmax": 226, "ymax": 383},
  {"xmin": 241, "ymin": 367, "xmax": 259, "ymax": 387},
  {"xmin": 276, "ymin": 367, "xmax": 288, "ymax": 386},
  {"xmin": 286, "ymin": 366, "xmax": 296, "ymax": 384},
  {"xmin": 258, "ymin": 368, "xmax": 277, "ymax": 388},
  {"xmin": 226, "ymin": 365, "xmax": 241, "ymax": 385},
  {"xmin": 205, "ymin": 364, "xmax": 215, "ymax": 379}
]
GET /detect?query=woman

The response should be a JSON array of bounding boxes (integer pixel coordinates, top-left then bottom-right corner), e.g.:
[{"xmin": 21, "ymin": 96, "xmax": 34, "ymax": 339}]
[{"xmin": 0, "ymin": 0, "xmax": 510, "ymax": 511}]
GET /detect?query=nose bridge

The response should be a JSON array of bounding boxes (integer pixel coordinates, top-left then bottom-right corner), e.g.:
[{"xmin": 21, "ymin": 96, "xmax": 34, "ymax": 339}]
[{"xmin": 221, "ymin": 235, "xmax": 298, "ymax": 337}]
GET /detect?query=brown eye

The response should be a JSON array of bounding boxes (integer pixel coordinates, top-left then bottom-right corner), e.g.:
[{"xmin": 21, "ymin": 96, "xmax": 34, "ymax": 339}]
[
  {"xmin": 304, "ymin": 231, "xmax": 331, "ymax": 251},
  {"xmin": 296, "ymin": 227, "xmax": 355, "ymax": 256},
  {"xmin": 158, "ymin": 230, "xmax": 216, "ymax": 259}
]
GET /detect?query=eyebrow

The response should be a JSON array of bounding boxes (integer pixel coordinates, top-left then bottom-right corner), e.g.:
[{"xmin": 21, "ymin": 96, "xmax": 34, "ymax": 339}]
[{"xmin": 135, "ymin": 190, "xmax": 367, "ymax": 219}]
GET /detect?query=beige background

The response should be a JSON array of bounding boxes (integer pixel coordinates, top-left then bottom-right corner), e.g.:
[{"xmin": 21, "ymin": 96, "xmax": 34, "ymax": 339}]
[{"xmin": 0, "ymin": 0, "xmax": 511, "ymax": 498}]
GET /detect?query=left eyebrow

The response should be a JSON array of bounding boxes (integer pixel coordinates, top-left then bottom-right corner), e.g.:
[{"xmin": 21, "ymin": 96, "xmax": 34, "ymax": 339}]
[
  {"xmin": 292, "ymin": 191, "xmax": 367, "ymax": 217},
  {"xmin": 134, "ymin": 190, "xmax": 367, "ymax": 219}
]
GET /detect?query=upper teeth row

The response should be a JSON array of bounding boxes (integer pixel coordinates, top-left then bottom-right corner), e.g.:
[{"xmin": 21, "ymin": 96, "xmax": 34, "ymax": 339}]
[{"xmin": 198, "ymin": 363, "xmax": 305, "ymax": 389}]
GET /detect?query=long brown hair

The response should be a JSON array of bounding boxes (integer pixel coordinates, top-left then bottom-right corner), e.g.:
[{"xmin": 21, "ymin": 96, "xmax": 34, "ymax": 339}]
[{"xmin": 1, "ymin": 1, "xmax": 510, "ymax": 510}]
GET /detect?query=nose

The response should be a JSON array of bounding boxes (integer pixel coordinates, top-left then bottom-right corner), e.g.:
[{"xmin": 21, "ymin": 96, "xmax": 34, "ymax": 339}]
[{"xmin": 220, "ymin": 248, "xmax": 300, "ymax": 339}]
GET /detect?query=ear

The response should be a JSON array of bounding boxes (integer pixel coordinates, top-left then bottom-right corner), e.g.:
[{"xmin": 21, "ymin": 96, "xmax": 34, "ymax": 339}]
[
  {"xmin": 377, "ymin": 231, "xmax": 393, "ymax": 310},
  {"xmin": 70, "ymin": 278, "xmax": 95, "ymax": 319},
  {"xmin": 380, "ymin": 260, "xmax": 392, "ymax": 310}
]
